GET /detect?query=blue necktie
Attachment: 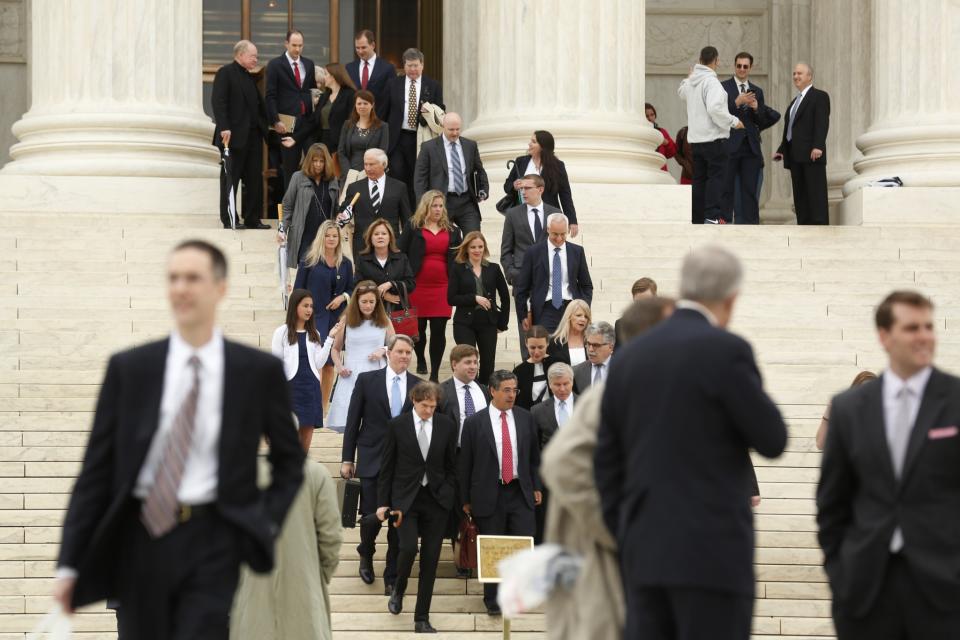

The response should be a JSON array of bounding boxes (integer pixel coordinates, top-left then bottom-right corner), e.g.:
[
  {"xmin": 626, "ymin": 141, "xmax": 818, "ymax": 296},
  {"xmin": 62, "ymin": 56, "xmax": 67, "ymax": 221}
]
[
  {"xmin": 390, "ymin": 375, "xmax": 403, "ymax": 417},
  {"xmin": 463, "ymin": 385, "xmax": 476, "ymax": 418},
  {"xmin": 450, "ymin": 141, "xmax": 465, "ymax": 194},
  {"xmin": 551, "ymin": 247, "xmax": 563, "ymax": 310},
  {"xmin": 786, "ymin": 92, "xmax": 801, "ymax": 142}
]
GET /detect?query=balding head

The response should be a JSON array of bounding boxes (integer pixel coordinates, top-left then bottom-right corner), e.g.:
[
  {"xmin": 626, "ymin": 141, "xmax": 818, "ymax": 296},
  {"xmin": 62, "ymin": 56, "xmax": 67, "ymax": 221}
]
[
  {"xmin": 792, "ymin": 62, "xmax": 813, "ymax": 91},
  {"xmin": 442, "ymin": 112, "xmax": 463, "ymax": 142},
  {"xmin": 233, "ymin": 40, "xmax": 258, "ymax": 71}
]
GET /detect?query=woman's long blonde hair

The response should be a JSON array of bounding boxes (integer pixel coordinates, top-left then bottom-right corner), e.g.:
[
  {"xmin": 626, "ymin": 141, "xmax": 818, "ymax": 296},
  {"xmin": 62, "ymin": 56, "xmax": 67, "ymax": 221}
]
[
  {"xmin": 304, "ymin": 221, "xmax": 345, "ymax": 269},
  {"xmin": 410, "ymin": 190, "xmax": 453, "ymax": 231},
  {"xmin": 550, "ymin": 299, "xmax": 592, "ymax": 344}
]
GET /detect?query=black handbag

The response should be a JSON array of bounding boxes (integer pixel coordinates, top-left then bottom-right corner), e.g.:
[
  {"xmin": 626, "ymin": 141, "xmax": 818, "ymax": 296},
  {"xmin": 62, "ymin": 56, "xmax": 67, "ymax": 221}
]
[
  {"xmin": 495, "ymin": 159, "xmax": 518, "ymax": 214},
  {"xmin": 338, "ymin": 478, "xmax": 362, "ymax": 528}
]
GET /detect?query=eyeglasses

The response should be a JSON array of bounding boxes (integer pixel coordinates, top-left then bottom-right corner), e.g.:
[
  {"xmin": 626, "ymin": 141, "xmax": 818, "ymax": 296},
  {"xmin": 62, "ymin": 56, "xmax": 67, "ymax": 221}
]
[
  {"xmin": 586, "ymin": 341, "xmax": 609, "ymax": 349},
  {"xmin": 735, "ymin": 64, "xmax": 751, "ymax": 69}
]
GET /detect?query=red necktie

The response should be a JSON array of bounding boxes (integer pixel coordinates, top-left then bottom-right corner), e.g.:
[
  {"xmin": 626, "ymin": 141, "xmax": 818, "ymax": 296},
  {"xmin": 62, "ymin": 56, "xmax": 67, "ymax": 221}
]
[
  {"xmin": 361, "ymin": 61, "xmax": 369, "ymax": 90},
  {"xmin": 293, "ymin": 61, "xmax": 305, "ymax": 114},
  {"xmin": 500, "ymin": 411, "xmax": 514, "ymax": 483}
]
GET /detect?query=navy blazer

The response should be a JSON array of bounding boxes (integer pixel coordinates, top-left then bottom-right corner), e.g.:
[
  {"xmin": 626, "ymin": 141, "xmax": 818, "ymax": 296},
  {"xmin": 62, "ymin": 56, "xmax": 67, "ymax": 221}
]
[
  {"xmin": 293, "ymin": 257, "xmax": 354, "ymax": 333},
  {"xmin": 595, "ymin": 308, "xmax": 787, "ymax": 596},
  {"xmin": 377, "ymin": 74, "xmax": 444, "ymax": 155},
  {"xmin": 378, "ymin": 413, "xmax": 458, "ymax": 513},
  {"xmin": 341, "ymin": 368, "xmax": 423, "ymax": 478},
  {"xmin": 346, "ymin": 57, "xmax": 397, "ymax": 103},
  {"xmin": 265, "ymin": 55, "xmax": 317, "ymax": 126},
  {"xmin": 513, "ymin": 240, "xmax": 593, "ymax": 324},
  {"xmin": 721, "ymin": 78, "xmax": 765, "ymax": 157}
]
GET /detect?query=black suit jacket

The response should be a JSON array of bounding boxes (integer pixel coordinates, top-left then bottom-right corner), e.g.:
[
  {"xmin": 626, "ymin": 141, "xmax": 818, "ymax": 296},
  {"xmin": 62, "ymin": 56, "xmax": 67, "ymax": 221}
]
[
  {"xmin": 514, "ymin": 241, "xmax": 594, "ymax": 324},
  {"xmin": 532, "ymin": 396, "xmax": 576, "ymax": 450},
  {"xmin": 817, "ymin": 369, "xmax": 960, "ymax": 616},
  {"xmin": 438, "ymin": 378, "xmax": 490, "ymax": 438},
  {"xmin": 458, "ymin": 407, "xmax": 541, "ymax": 518},
  {"xmin": 378, "ymin": 413, "xmax": 458, "ymax": 513},
  {"xmin": 346, "ymin": 57, "xmax": 396, "ymax": 103},
  {"xmin": 378, "ymin": 75, "xmax": 444, "ymax": 155},
  {"xmin": 447, "ymin": 261, "xmax": 511, "ymax": 331},
  {"xmin": 289, "ymin": 87, "xmax": 357, "ymax": 149},
  {"xmin": 721, "ymin": 79, "xmax": 780, "ymax": 159},
  {"xmin": 414, "ymin": 135, "xmax": 490, "ymax": 203},
  {"xmin": 513, "ymin": 356, "xmax": 561, "ymax": 411},
  {"xmin": 397, "ymin": 220, "xmax": 463, "ymax": 275},
  {"xmin": 211, "ymin": 61, "xmax": 270, "ymax": 149},
  {"xmin": 499, "ymin": 202, "xmax": 559, "ymax": 283},
  {"xmin": 265, "ymin": 55, "xmax": 317, "ymax": 126},
  {"xmin": 342, "ymin": 368, "xmax": 423, "ymax": 478},
  {"xmin": 595, "ymin": 309, "xmax": 787, "ymax": 596},
  {"xmin": 344, "ymin": 177, "xmax": 412, "ymax": 257},
  {"xmin": 354, "ymin": 251, "xmax": 416, "ymax": 302},
  {"xmin": 503, "ymin": 156, "xmax": 578, "ymax": 225},
  {"xmin": 58, "ymin": 339, "xmax": 305, "ymax": 608},
  {"xmin": 777, "ymin": 86, "xmax": 831, "ymax": 169}
]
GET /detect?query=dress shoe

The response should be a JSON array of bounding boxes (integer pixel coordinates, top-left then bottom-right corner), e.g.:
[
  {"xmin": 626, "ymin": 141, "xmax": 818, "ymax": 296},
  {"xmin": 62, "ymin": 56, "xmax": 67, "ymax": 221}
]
[
  {"xmin": 358, "ymin": 555, "xmax": 375, "ymax": 585},
  {"xmin": 414, "ymin": 620, "xmax": 437, "ymax": 633},
  {"xmin": 485, "ymin": 602, "xmax": 502, "ymax": 616},
  {"xmin": 388, "ymin": 590, "xmax": 403, "ymax": 615},
  {"xmin": 384, "ymin": 581, "xmax": 395, "ymax": 596},
  {"xmin": 456, "ymin": 566, "xmax": 470, "ymax": 579},
  {"xmin": 244, "ymin": 221, "xmax": 270, "ymax": 230},
  {"xmin": 416, "ymin": 363, "xmax": 428, "ymax": 375}
]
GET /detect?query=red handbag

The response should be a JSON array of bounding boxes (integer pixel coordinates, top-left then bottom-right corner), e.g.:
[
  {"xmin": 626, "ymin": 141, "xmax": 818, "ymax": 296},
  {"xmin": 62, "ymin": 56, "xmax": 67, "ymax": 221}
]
[
  {"xmin": 457, "ymin": 514, "xmax": 478, "ymax": 570},
  {"xmin": 389, "ymin": 282, "xmax": 419, "ymax": 341}
]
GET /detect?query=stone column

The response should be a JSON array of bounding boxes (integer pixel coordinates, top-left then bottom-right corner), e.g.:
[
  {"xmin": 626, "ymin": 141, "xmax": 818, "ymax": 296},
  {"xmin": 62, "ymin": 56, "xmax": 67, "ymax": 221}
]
[
  {"xmin": 457, "ymin": 0, "xmax": 672, "ymax": 186},
  {"xmin": 844, "ymin": 0, "xmax": 960, "ymax": 193},
  {"xmin": 0, "ymin": 0, "xmax": 219, "ymax": 214}
]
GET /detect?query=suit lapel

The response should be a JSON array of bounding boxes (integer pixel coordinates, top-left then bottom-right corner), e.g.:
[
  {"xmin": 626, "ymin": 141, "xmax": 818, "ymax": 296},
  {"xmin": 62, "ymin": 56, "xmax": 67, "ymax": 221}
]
[
  {"xmin": 439, "ymin": 139, "xmax": 450, "ymax": 178},
  {"xmin": 482, "ymin": 411, "xmax": 498, "ymax": 459},
  {"xmin": 901, "ymin": 369, "xmax": 948, "ymax": 485},
  {"xmin": 515, "ymin": 209, "xmax": 534, "ymax": 246},
  {"xmin": 863, "ymin": 378, "xmax": 897, "ymax": 486},
  {"xmin": 376, "ymin": 368, "xmax": 391, "ymax": 416},
  {"xmin": 133, "ymin": 340, "xmax": 170, "ymax": 465}
]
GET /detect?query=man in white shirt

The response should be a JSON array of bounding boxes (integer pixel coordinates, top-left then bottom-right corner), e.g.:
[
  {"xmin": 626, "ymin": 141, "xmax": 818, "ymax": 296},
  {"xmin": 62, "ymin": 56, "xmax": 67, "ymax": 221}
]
[
  {"xmin": 346, "ymin": 29, "xmax": 395, "ymax": 103},
  {"xmin": 439, "ymin": 345, "xmax": 490, "ymax": 446},
  {"xmin": 458, "ymin": 370, "xmax": 542, "ymax": 615},
  {"xmin": 54, "ymin": 240, "xmax": 304, "ymax": 639},
  {"xmin": 574, "ymin": 322, "xmax": 615, "ymax": 392},
  {"xmin": 265, "ymin": 29, "xmax": 317, "ymax": 189},
  {"xmin": 342, "ymin": 148, "xmax": 412, "ymax": 257}
]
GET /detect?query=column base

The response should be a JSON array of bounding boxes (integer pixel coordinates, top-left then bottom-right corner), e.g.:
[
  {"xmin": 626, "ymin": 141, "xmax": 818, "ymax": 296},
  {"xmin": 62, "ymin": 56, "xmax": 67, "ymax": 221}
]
[
  {"xmin": 569, "ymin": 183, "xmax": 689, "ymax": 223},
  {"xmin": 0, "ymin": 175, "xmax": 221, "ymax": 215},
  {"xmin": 837, "ymin": 186, "xmax": 960, "ymax": 226}
]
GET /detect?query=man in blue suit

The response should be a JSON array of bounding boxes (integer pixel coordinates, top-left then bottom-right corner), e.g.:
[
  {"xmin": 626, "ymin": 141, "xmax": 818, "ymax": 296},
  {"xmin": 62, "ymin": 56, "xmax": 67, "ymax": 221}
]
[
  {"xmin": 345, "ymin": 30, "xmax": 396, "ymax": 106},
  {"xmin": 720, "ymin": 52, "xmax": 779, "ymax": 224},
  {"xmin": 514, "ymin": 213, "xmax": 594, "ymax": 334}
]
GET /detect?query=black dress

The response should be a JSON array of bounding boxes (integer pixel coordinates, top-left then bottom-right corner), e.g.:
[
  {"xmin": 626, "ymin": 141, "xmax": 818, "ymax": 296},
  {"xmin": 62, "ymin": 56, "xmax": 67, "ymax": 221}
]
[{"xmin": 290, "ymin": 332, "xmax": 323, "ymax": 428}]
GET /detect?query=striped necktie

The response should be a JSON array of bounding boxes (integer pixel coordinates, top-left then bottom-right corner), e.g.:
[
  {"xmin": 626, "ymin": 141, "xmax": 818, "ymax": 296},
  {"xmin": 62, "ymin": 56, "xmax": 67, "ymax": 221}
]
[{"xmin": 371, "ymin": 180, "xmax": 381, "ymax": 212}]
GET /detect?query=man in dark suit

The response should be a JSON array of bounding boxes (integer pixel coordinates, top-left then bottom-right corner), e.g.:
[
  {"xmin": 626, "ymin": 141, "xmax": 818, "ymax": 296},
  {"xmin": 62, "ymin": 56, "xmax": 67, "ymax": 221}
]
[
  {"xmin": 53, "ymin": 240, "xmax": 304, "ymax": 639},
  {"xmin": 531, "ymin": 361, "xmax": 576, "ymax": 543},
  {"xmin": 818, "ymin": 290, "xmax": 960, "ymax": 639},
  {"xmin": 413, "ymin": 112, "xmax": 489, "ymax": 233},
  {"xmin": 377, "ymin": 382, "xmax": 457, "ymax": 634},
  {"xmin": 378, "ymin": 48, "xmax": 444, "ymax": 208},
  {"xmin": 342, "ymin": 148, "xmax": 412, "ymax": 257},
  {"xmin": 500, "ymin": 176, "xmax": 558, "ymax": 285},
  {"xmin": 265, "ymin": 30, "xmax": 317, "ymax": 190},
  {"xmin": 515, "ymin": 212, "xmax": 594, "ymax": 334},
  {"xmin": 459, "ymin": 370, "xmax": 542, "ymax": 615},
  {"xmin": 721, "ymin": 52, "xmax": 779, "ymax": 224},
  {"xmin": 341, "ymin": 335, "xmax": 422, "ymax": 595},
  {"xmin": 211, "ymin": 40, "xmax": 271, "ymax": 230},
  {"xmin": 345, "ymin": 29, "xmax": 396, "ymax": 105},
  {"xmin": 595, "ymin": 245, "xmax": 787, "ymax": 640},
  {"xmin": 614, "ymin": 277, "xmax": 658, "ymax": 349},
  {"xmin": 775, "ymin": 63, "xmax": 831, "ymax": 225},
  {"xmin": 573, "ymin": 322, "xmax": 615, "ymax": 392},
  {"xmin": 439, "ymin": 345, "xmax": 490, "ymax": 444}
]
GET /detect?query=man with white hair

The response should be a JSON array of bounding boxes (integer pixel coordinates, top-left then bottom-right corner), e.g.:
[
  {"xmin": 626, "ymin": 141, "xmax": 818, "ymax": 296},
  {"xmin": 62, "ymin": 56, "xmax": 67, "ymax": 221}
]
[
  {"xmin": 413, "ymin": 112, "xmax": 489, "ymax": 233},
  {"xmin": 595, "ymin": 244, "xmax": 787, "ymax": 640},
  {"xmin": 514, "ymin": 212, "xmax": 593, "ymax": 333},
  {"xmin": 342, "ymin": 148, "xmax": 412, "ymax": 257}
]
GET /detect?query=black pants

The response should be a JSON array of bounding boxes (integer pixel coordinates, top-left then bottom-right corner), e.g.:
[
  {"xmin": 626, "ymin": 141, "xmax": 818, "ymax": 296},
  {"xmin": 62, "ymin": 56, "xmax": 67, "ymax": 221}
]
[
  {"xmin": 473, "ymin": 482, "xmax": 535, "ymax": 608},
  {"xmin": 724, "ymin": 143, "xmax": 763, "ymax": 224},
  {"xmin": 691, "ymin": 139, "xmax": 729, "ymax": 223},
  {"xmin": 359, "ymin": 476, "xmax": 399, "ymax": 585},
  {"xmin": 389, "ymin": 131, "xmax": 417, "ymax": 209},
  {"xmin": 414, "ymin": 317, "xmax": 448, "ymax": 381},
  {"xmin": 833, "ymin": 554, "xmax": 960, "ymax": 640},
  {"xmin": 446, "ymin": 192, "xmax": 482, "ymax": 233},
  {"xmin": 789, "ymin": 161, "xmax": 829, "ymax": 225},
  {"xmin": 534, "ymin": 300, "xmax": 569, "ymax": 335},
  {"xmin": 219, "ymin": 131, "xmax": 263, "ymax": 227},
  {"xmin": 394, "ymin": 486, "xmax": 448, "ymax": 621},
  {"xmin": 626, "ymin": 584, "xmax": 753, "ymax": 640},
  {"xmin": 117, "ymin": 505, "xmax": 241, "ymax": 640},
  {"xmin": 453, "ymin": 319, "xmax": 498, "ymax": 387}
]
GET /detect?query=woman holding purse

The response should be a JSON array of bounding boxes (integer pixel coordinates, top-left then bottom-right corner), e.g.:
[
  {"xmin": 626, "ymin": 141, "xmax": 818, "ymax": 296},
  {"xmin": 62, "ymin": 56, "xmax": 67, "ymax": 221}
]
[{"xmin": 354, "ymin": 219, "xmax": 416, "ymax": 315}]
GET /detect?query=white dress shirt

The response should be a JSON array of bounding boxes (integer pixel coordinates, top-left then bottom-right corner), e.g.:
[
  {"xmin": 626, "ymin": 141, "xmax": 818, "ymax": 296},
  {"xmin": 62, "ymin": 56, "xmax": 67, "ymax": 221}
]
[
  {"xmin": 385, "ymin": 365, "xmax": 408, "ymax": 404},
  {"xmin": 591, "ymin": 355, "xmax": 612, "ymax": 384},
  {"xmin": 455, "ymin": 379, "xmax": 488, "ymax": 442},
  {"xmin": 445, "ymin": 136, "xmax": 467, "ymax": 193},
  {"xmin": 135, "ymin": 330, "xmax": 225, "ymax": 504},
  {"xmin": 414, "ymin": 413, "xmax": 433, "ymax": 485},
  {"xmin": 402, "ymin": 76, "xmax": 421, "ymax": 131},
  {"xmin": 368, "ymin": 174, "xmax": 386, "ymax": 200},
  {"xmin": 545, "ymin": 242, "xmax": 572, "ymax": 302},
  {"xmin": 676, "ymin": 299, "xmax": 719, "ymax": 326},
  {"xmin": 530, "ymin": 362, "xmax": 547, "ymax": 404},
  {"xmin": 488, "ymin": 405, "xmax": 519, "ymax": 481},
  {"xmin": 554, "ymin": 395, "xmax": 575, "ymax": 426},
  {"xmin": 882, "ymin": 366, "xmax": 932, "ymax": 552},
  {"xmin": 286, "ymin": 52, "xmax": 304, "ymax": 87},
  {"xmin": 526, "ymin": 204, "xmax": 544, "ymax": 239},
  {"xmin": 361, "ymin": 53, "xmax": 378, "ymax": 78}
]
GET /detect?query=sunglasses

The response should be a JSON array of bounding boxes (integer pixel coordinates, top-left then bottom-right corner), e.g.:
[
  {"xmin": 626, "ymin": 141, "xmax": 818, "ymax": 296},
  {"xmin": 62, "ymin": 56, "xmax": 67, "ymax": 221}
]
[{"xmin": 736, "ymin": 64, "xmax": 751, "ymax": 69}]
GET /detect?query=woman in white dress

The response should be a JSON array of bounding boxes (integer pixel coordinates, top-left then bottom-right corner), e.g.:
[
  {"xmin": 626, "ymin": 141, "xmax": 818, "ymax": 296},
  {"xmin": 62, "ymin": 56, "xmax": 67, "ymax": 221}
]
[{"xmin": 326, "ymin": 280, "xmax": 395, "ymax": 432}]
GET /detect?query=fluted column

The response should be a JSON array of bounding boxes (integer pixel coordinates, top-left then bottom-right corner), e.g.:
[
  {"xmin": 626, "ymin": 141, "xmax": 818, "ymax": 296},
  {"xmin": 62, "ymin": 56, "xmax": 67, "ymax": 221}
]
[
  {"xmin": 3, "ymin": 0, "xmax": 217, "ymax": 180},
  {"xmin": 844, "ymin": 0, "xmax": 960, "ymax": 193},
  {"xmin": 459, "ymin": 0, "xmax": 671, "ymax": 185}
]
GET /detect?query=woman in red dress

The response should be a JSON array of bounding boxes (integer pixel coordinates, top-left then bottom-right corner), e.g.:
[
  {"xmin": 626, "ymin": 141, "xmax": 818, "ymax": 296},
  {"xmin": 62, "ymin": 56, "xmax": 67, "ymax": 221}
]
[
  {"xmin": 399, "ymin": 190, "xmax": 463, "ymax": 381},
  {"xmin": 645, "ymin": 103, "xmax": 678, "ymax": 173}
]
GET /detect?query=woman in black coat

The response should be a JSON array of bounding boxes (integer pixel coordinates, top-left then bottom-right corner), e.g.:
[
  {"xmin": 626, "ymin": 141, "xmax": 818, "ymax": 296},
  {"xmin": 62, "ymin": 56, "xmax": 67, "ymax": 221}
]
[
  {"xmin": 354, "ymin": 218, "xmax": 415, "ymax": 314},
  {"xmin": 446, "ymin": 231, "xmax": 510, "ymax": 386},
  {"xmin": 513, "ymin": 324, "xmax": 559, "ymax": 410},
  {"xmin": 503, "ymin": 130, "xmax": 579, "ymax": 236}
]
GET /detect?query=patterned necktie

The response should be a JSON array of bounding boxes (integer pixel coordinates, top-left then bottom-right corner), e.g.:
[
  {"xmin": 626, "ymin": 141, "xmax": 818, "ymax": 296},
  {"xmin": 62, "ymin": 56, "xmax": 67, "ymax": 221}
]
[
  {"xmin": 450, "ymin": 141, "xmax": 465, "ymax": 193},
  {"xmin": 557, "ymin": 400, "xmax": 569, "ymax": 428},
  {"xmin": 551, "ymin": 247, "xmax": 563, "ymax": 309},
  {"xmin": 593, "ymin": 363, "xmax": 604, "ymax": 385},
  {"xmin": 406, "ymin": 79, "xmax": 418, "ymax": 129},
  {"xmin": 739, "ymin": 83, "xmax": 746, "ymax": 94},
  {"xmin": 532, "ymin": 208, "xmax": 542, "ymax": 238},
  {"xmin": 361, "ymin": 61, "xmax": 369, "ymax": 90},
  {"xmin": 786, "ymin": 92, "xmax": 802, "ymax": 141},
  {"xmin": 391, "ymin": 375, "xmax": 403, "ymax": 418},
  {"xmin": 500, "ymin": 411, "xmax": 514, "ymax": 483},
  {"xmin": 417, "ymin": 420, "xmax": 430, "ymax": 485},
  {"xmin": 463, "ymin": 385, "xmax": 476, "ymax": 418},
  {"xmin": 371, "ymin": 180, "xmax": 381, "ymax": 212},
  {"xmin": 141, "ymin": 356, "xmax": 201, "ymax": 538}
]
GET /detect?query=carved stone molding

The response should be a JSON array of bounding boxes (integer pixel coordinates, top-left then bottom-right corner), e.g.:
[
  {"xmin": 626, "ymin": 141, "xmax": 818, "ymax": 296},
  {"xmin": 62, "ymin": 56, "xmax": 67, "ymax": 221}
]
[
  {"xmin": 646, "ymin": 11, "xmax": 766, "ymax": 74},
  {"xmin": 0, "ymin": 0, "xmax": 25, "ymax": 63}
]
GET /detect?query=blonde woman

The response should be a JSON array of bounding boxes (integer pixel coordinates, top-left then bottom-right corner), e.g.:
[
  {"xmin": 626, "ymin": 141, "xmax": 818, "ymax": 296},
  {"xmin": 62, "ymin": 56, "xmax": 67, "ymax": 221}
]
[
  {"xmin": 279, "ymin": 143, "xmax": 341, "ymax": 267},
  {"xmin": 547, "ymin": 299, "xmax": 591, "ymax": 366},
  {"xmin": 398, "ymin": 190, "xmax": 463, "ymax": 380}
]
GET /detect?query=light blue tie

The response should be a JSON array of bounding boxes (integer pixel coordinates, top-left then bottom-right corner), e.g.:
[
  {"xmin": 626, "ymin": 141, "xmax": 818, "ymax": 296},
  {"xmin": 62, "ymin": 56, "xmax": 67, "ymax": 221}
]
[
  {"xmin": 391, "ymin": 375, "xmax": 403, "ymax": 417},
  {"xmin": 450, "ymin": 141, "xmax": 465, "ymax": 194},
  {"xmin": 786, "ymin": 92, "xmax": 802, "ymax": 142},
  {"xmin": 551, "ymin": 247, "xmax": 563, "ymax": 310},
  {"xmin": 557, "ymin": 400, "xmax": 569, "ymax": 428}
]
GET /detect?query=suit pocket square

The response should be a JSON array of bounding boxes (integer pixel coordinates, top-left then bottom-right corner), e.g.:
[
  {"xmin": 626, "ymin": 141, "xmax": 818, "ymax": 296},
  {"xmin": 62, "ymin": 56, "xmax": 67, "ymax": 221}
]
[{"xmin": 928, "ymin": 426, "xmax": 959, "ymax": 440}]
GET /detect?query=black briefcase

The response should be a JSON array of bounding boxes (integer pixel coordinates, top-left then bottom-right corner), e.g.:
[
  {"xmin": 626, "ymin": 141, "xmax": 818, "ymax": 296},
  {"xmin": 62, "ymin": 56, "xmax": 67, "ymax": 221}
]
[{"xmin": 337, "ymin": 478, "xmax": 362, "ymax": 528}]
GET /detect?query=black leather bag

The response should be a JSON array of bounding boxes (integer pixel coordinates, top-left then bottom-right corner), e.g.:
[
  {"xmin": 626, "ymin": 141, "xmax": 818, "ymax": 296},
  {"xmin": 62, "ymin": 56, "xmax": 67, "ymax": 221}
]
[{"xmin": 338, "ymin": 478, "xmax": 362, "ymax": 528}]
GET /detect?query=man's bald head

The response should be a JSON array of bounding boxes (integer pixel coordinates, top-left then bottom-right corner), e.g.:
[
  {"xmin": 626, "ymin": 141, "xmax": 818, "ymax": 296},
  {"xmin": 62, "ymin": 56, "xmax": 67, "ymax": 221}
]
[
  {"xmin": 792, "ymin": 62, "xmax": 813, "ymax": 91},
  {"xmin": 442, "ymin": 112, "xmax": 462, "ymax": 142}
]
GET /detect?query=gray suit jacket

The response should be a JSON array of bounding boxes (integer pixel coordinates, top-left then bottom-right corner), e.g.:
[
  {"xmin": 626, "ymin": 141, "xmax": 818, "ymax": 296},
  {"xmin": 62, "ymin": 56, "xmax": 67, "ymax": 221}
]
[
  {"xmin": 531, "ymin": 396, "xmax": 575, "ymax": 450},
  {"xmin": 500, "ymin": 202, "xmax": 560, "ymax": 283},
  {"xmin": 413, "ymin": 135, "xmax": 489, "ymax": 203}
]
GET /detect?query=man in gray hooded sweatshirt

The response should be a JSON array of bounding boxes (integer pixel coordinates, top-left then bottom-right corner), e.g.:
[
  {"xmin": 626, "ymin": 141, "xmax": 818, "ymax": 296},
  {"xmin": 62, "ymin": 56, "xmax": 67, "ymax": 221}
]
[{"xmin": 678, "ymin": 46, "xmax": 743, "ymax": 224}]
